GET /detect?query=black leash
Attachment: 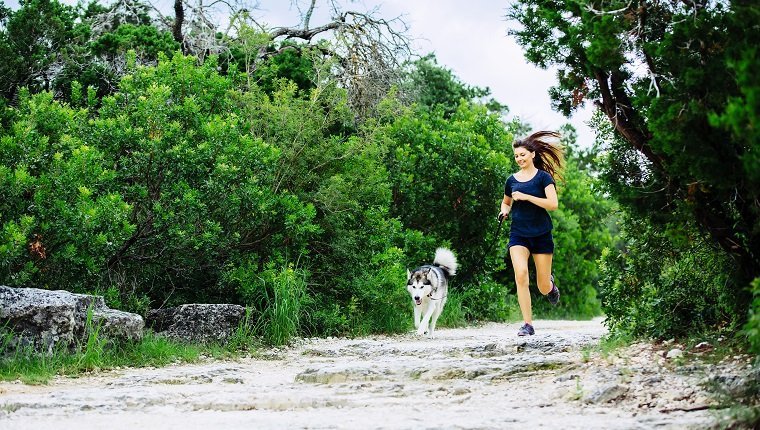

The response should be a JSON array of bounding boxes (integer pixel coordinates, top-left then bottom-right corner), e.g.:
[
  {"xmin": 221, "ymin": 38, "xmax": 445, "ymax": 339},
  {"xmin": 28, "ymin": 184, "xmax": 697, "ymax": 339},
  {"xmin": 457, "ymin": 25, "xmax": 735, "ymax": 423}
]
[
  {"xmin": 472, "ymin": 213, "xmax": 507, "ymax": 277},
  {"xmin": 487, "ymin": 213, "xmax": 506, "ymax": 259}
]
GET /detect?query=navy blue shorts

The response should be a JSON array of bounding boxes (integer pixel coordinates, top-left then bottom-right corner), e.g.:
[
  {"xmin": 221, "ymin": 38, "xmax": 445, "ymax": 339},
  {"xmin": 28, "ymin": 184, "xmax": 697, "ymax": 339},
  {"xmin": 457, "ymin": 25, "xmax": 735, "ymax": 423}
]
[{"xmin": 508, "ymin": 231, "xmax": 554, "ymax": 254}]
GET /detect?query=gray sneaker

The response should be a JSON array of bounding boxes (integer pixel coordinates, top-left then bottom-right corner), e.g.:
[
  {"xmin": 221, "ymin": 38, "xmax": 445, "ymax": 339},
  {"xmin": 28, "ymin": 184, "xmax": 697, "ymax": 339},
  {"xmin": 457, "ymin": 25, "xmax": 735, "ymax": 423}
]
[
  {"xmin": 547, "ymin": 275, "xmax": 560, "ymax": 305},
  {"xmin": 517, "ymin": 323, "xmax": 535, "ymax": 336}
]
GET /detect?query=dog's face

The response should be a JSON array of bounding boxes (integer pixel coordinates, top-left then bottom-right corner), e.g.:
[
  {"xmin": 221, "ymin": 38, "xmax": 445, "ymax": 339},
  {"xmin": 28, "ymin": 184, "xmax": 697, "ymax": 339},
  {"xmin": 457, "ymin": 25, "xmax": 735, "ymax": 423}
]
[{"xmin": 407, "ymin": 268, "xmax": 433, "ymax": 306}]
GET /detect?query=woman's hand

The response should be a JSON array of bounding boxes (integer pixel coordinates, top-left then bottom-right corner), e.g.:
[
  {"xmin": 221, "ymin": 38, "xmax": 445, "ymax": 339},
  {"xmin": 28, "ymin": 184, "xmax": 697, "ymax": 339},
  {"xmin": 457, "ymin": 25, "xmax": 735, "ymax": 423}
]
[{"xmin": 511, "ymin": 191, "xmax": 529, "ymax": 201}]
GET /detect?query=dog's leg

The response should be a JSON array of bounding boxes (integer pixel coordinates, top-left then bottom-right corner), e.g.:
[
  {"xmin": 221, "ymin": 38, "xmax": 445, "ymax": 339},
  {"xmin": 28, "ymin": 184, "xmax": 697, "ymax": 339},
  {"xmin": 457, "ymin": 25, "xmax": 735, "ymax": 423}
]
[
  {"xmin": 417, "ymin": 304, "xmax": 436, "ymax": 336},
  {"xmin": 413, "ymin": 303, "xmax": 421, "ymax": 329},
  {"xmin": 429, "ymin": 302, "xmax": 444, "ymax": 335}
]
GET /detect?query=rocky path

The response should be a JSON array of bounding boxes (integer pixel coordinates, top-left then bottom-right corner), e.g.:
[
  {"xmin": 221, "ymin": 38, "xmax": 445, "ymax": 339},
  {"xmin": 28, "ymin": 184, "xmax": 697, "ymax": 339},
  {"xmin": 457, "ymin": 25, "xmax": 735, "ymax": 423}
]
[{"xmin": 0, "ymin": 319, "xmax": 732, "ymax": 429}]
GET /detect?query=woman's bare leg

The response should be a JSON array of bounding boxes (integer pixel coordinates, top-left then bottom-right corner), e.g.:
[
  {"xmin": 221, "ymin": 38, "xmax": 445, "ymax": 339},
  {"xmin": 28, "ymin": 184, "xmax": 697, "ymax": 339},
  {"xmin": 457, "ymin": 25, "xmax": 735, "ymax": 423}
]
[
  {"xmin": 509, "ymin": 245, "xmax": 532, "ymax": 324},
  {"xmin": 533, "ymin": 253, "xmax": 554, "ymax": 295}
]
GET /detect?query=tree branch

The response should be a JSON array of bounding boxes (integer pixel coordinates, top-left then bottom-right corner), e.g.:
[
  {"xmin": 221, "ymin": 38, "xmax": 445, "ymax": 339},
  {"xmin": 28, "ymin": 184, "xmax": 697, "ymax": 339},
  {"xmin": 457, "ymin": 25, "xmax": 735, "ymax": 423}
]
[{"xmin": 593, "ymin": 68, "xmax": 665, "ymax": 172}]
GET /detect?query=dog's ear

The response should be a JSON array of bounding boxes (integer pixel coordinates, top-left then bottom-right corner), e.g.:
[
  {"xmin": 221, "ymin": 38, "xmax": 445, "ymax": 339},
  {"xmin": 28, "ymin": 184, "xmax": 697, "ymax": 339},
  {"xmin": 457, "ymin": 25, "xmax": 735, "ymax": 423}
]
[{"xmin": 406, "ymin": 269, "xmax": 411, "ymax": 280}]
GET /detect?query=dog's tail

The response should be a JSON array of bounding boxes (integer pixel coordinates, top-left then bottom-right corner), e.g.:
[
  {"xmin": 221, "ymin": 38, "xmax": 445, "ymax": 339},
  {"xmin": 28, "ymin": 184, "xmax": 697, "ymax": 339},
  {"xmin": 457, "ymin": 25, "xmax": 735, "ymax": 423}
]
[{"xmin": 433, "ymin": 247, "xmax": 458, "ymax": 278}]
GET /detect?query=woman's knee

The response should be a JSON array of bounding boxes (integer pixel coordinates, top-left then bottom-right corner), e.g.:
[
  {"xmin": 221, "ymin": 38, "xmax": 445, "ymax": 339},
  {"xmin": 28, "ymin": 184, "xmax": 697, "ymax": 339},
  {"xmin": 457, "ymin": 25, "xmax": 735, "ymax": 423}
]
[{"xmin": 513, "ymin": 268, "xmax": 529, "ymax": 285}]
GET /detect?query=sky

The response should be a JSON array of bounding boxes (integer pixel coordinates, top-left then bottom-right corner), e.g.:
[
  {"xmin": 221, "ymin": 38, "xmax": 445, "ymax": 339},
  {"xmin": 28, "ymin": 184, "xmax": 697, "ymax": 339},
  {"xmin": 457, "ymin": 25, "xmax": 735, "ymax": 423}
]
[
  {"xmin": 254, "ymin": 0, "xmax": 596, "ymax": 147},
  {"xmin": 4, "ymin": 0, "xmax": 596, "ymax": 146}
]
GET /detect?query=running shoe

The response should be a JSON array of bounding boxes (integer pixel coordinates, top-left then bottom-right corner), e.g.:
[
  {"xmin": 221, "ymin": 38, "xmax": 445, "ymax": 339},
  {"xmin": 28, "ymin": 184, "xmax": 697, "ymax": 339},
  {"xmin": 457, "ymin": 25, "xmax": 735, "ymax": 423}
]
[
  {"xmin": 517, "ymin": 323, "xmax": 535, "ymax": 336},
  {"xmin": 547, "ymin": 274, "xmax": 560, "ymax": 305}
]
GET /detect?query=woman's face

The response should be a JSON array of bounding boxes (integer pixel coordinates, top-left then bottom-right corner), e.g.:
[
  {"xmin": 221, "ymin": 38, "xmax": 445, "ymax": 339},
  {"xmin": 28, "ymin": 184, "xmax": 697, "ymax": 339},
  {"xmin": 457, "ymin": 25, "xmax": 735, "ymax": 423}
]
[{"xmin": 513, "ymin": 146, "xmax": 535, "ymax": 169}]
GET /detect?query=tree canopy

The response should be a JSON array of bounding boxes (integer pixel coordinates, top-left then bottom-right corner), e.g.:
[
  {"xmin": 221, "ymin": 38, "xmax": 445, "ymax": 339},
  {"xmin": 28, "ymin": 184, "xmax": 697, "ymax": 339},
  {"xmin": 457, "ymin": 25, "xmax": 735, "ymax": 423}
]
[{"xmin": 509, "ymin": 0, "xmax": 759, "ymax": 284}]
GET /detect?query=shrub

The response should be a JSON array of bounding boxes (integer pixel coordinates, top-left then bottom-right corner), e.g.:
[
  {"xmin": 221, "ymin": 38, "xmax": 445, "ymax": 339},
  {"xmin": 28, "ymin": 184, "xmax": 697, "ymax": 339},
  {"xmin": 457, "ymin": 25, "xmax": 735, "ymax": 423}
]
[
  {"xmin": 741, "ymin": 278, "xmax": 760, "ymax": 354},
  {"xmin": 598, "ymin": 210, "xmax": 741, "ymax": 338}
]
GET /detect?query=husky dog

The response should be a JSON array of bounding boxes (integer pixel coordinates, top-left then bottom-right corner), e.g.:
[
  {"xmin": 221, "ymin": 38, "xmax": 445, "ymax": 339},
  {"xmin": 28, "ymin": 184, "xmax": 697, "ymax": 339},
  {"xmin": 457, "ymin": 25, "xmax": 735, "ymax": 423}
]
[{"xmin": 406, "ymin": 248, "xmax": 458, "ymax": 336}]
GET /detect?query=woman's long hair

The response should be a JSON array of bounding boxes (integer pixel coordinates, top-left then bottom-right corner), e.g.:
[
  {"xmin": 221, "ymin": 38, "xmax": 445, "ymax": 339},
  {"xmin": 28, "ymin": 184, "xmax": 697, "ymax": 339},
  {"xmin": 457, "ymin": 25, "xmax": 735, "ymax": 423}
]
[{"xmin": 513, "ymin": 131, "xmax": 565, "ymax": 181}]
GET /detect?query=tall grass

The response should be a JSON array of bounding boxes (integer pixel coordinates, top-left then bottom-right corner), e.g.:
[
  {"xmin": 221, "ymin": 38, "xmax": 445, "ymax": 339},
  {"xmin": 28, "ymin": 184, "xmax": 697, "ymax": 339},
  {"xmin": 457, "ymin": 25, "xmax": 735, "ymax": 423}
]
[
  {"xmin": 78, "ymin": 307, "xmax": 105, "ymax": 370},
  {"xmin": 259, "ymin": 265, "xmax": 306, "ymax": 346},
  {"xmin": 436, "ymin": 290, "xmax": 468, "ymax": 328},
  {"xmin": 227, "ymin": 306, "xmax": 257, "ymax": 351}
]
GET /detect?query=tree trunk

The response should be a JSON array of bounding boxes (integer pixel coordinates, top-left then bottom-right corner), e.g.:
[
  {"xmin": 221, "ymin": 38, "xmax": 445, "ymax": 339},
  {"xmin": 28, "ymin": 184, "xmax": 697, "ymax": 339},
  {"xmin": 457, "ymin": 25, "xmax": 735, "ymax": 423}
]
[{"xmin": 173, "ymin": 0, "xmax": 185, "ymax": 53}]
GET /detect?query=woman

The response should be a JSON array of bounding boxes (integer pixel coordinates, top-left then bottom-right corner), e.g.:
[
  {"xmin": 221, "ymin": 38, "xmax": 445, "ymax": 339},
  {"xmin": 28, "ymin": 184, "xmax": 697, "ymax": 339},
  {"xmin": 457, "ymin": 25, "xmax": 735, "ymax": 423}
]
[{"xmin": 498, "ymin": 131, "xmax": 564, "ymax": 336}]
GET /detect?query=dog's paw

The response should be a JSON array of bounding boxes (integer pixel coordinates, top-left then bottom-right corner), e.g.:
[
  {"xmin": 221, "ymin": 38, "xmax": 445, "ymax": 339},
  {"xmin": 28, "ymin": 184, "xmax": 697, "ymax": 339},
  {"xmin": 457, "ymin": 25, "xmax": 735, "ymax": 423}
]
[{"xmin": 416, "ymin": 327, "xmax": 428, "ymax": 336}]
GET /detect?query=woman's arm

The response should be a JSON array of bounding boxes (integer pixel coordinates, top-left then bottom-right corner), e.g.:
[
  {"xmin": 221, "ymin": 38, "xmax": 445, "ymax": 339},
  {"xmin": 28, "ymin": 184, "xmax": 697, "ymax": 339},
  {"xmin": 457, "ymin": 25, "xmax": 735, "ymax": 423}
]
[
  {"xmin": 511, "ymin": 184, "xmax": 558, "ymax": 211},
  {"xmin": 499, "ymin": 195, "xmax": 513, "ymax": 219}
]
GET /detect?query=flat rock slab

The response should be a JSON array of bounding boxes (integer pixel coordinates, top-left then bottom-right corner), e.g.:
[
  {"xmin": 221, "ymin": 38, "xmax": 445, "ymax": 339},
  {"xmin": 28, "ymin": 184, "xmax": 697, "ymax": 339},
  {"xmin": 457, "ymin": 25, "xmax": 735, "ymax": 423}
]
[{"xmin": 0, "ymin": 319, "xmax": 719, "ymax": 429}]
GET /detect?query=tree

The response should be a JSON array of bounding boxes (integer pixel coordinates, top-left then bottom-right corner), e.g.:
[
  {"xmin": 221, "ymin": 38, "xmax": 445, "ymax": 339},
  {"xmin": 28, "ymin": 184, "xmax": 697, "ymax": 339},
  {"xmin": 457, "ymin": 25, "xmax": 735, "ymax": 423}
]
[
  {"xmin": 0, "ymin": 0, "xmax": 83, "ymax": 101},
  {"xmin": 508, "ymin": 0, "xmax": 760, "ymax": 287},
  {"xmin": 162, "ymin": 0, "xmax": 413, "ymax": 117},
  {"xmin": 401, "ymin": 54, "xmax": 502, "ymax": 117},
  {"xmin": 0, "ymin": 0, "xmax": 179, "ymax": 104}
]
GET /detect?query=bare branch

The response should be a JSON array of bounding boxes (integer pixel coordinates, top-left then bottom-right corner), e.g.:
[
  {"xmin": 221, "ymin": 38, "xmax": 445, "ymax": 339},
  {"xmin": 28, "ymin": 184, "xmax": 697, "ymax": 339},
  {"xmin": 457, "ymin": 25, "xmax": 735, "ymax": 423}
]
[
  {"xmin": 303, "ymin": 0, "xmax": 317, "ymax": 30},
  {"xmin": 584, "ymin": 0, "xmax": 635, "ymax": 16},
  {"xmin": 241, "ymin": 3, "xmax": 413, "ymax": 117}
]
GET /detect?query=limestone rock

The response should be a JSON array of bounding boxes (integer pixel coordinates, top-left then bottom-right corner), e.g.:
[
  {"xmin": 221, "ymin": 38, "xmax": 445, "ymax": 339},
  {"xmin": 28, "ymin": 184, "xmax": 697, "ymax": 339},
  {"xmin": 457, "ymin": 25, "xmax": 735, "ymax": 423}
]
[
  {"xmin": 584, "ymin": 383, "xmax": 629, "ymax": 404},
  {"xmin": 0, "ymin": 285, "xmax": 144, "ymax": 354},
  {"xmin": 146, "ymin": 304, "xmax": 246, "ymax": 344}
]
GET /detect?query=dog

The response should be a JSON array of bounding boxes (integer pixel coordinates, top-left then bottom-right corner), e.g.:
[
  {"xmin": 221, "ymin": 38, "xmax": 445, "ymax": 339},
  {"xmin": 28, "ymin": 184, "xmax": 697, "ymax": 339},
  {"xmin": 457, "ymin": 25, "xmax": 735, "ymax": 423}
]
[{"xmin": 406, "ymin": 248, "xmax": 458, "ymax": 336}]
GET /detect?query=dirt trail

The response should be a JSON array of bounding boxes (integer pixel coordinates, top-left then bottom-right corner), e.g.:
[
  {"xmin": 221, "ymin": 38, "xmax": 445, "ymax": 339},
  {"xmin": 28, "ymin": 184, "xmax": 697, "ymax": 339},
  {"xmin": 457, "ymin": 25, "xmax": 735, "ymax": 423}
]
[{"xmin": 0, "ymin": 319, "xmax": 722, "ymax": 429}]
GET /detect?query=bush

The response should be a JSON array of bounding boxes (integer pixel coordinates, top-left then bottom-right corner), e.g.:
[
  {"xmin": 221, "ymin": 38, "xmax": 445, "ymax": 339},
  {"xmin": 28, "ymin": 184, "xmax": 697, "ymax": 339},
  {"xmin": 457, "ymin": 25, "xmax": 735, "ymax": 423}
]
[
  {"xmin": 741, "ymin": 278, "xmax": 760, "ymax": 354},
  {"xmin": 598, "ymin": 210, "xmax": 741, "ymax": 338}
]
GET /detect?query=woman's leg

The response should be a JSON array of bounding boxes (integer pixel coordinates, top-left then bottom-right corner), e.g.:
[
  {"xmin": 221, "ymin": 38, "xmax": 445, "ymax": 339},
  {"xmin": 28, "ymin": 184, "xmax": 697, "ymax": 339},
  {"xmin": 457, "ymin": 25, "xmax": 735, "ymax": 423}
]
[
  {"xmin": 533, "ymin": 253, "xmax": 554, "ymax": 295},
  {"xmin": 509, "ymin": 245, "xmax": 532, "ymax": 324}
]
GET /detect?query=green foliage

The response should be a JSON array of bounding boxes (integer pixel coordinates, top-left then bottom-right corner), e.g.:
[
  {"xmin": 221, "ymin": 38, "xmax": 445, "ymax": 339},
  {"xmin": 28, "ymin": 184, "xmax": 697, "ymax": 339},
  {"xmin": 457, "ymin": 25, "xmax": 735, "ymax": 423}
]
[
  {"xmin": 53, "ymin": 23, "xmax": 179, "ymax": 102},
  {"xmin": 376, "ymin": 101, "xmax": 513, "ymax": 278},
  {"xmin": 258, "ymin": 264, "xmax": 306, "ymax": 346},
  {"xmin": 340, "ymin": 246, "xmax": 411, "ymax": 336},
  {"xmin": 543, "ymin": 151, "xmax": 611, "ymax": 318},
  {"xmin": 457, "ymin": 279, "xmax": 517, "ymax": 322},
  {"xmin": 402, "ymin": 54, "xmax": 497, "ymax": 116},
  {"xmin": 0, "ymin": 0, "xmax": 181, "ymax": 105},
  {"xmin": 0, "ymin": 51, "xmax": 440, "ymax": 336},
  {"xmin": 742, "ymin": 278, "xmax": 760, "ymax": 355},
  {"xmin": 0, "ymin": 0, "xmax": 83, "ymax": 100},
  {"xmin": 250, "ymin": 43, "xmax": 316, "ymax": 94},
  {"xmin": 89, "ymin": 24, "xmax": 179, "ymax": 59},
  {"xmin": 0, "ymin": 90, "xmax": 134, "ymax": 290},
  {"xmin": 510, "ymin": 0, "xmax": 759, "ymax": 338},
  {"xmin": 598, "ymin": 211, "xmax": 740, "ymax": 338},
  {"xmin": 226, "ymin": 261, "xmax": 307, "ymax": 345},
  {"xmin": 435, "ymin": 289, "xmax": 469, "ymax": 328}
]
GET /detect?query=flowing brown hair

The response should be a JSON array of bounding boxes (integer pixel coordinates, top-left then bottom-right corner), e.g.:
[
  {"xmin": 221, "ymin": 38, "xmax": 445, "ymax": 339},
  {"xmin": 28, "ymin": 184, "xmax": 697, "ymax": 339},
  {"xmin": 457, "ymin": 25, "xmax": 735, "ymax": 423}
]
[{"xmin": 513, "ymin": 131, "xmax": 565, "ymax": 182}]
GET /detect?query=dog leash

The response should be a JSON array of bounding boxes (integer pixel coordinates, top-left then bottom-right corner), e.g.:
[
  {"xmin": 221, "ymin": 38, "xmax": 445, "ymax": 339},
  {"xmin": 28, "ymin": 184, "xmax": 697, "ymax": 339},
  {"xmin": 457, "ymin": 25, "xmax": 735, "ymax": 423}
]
[
  {"xmin": 473, "ymin": 213, "xmax": 506, "ymax": 276},
  {"xmin": 491, "ymin": 213, "xmax": 506, "ymax": 253}
]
